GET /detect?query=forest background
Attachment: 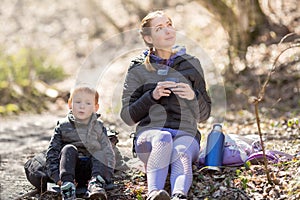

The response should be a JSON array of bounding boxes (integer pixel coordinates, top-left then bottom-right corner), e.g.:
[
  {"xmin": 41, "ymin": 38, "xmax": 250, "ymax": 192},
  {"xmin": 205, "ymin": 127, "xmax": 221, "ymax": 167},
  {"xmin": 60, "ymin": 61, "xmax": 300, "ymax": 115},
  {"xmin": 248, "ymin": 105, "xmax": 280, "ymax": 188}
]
[{"xmin": 0, "ymin": 0, "xmax": 299, "ymax": 199}]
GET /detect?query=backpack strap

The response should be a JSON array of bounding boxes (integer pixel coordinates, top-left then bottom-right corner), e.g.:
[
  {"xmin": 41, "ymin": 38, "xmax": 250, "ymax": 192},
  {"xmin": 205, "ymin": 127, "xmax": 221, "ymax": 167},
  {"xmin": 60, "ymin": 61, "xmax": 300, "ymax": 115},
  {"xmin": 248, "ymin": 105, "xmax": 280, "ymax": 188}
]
[
  {"xmin": 246, "ymin": 150, "xmax": 293, "ymax": 164},
  {"xmin": 130, "ymin": 133, "xmax": 137, "ymax": 158},
  {"xmin": 266, "ymin": 150, "xmax": 293, "ymax": 161}
]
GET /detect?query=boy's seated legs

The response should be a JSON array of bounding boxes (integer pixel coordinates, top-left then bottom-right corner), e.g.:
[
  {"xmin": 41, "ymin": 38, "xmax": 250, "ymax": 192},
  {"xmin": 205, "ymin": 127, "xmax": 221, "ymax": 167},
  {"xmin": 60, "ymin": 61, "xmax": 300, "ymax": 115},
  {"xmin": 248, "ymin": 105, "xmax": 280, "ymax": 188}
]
[
  {"xmin": 75, "ymin": 156, "xmax": 92, "ymax": 187},
  {"xmin": 60, "ymin": 144, "xmax": 78, "ymax": 183},
  {"xmin": 60, "ymin": 144, "xmax": 78, "ymax": 199}
]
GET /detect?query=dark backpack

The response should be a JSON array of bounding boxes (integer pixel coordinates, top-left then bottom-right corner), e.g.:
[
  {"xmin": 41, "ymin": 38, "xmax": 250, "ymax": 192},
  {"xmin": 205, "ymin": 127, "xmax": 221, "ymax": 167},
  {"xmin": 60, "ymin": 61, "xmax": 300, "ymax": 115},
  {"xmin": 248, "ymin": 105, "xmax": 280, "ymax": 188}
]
[{"xmin": 24, "ymin": 151, "xmax": 52, "ymax": 191}]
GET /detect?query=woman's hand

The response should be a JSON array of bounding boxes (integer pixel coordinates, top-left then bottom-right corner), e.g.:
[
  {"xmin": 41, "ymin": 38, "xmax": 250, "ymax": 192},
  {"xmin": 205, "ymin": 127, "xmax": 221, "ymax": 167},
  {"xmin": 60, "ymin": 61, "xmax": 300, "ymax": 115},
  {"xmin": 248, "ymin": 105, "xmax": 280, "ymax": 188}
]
[
  {"xmin": 152, "ymin": 81, "xmax": 177, "ymax": 100},
  {"xmin": 171, "ymin": 82, "xmax": 195, "ymax": 100}
]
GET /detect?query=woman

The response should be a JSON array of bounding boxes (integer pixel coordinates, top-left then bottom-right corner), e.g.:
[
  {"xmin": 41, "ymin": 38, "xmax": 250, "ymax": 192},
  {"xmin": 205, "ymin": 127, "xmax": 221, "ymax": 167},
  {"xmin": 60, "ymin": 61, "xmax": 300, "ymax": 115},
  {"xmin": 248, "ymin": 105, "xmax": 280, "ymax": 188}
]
[{"xmin": 120, "ymin": 10, "xmax": 211, "ymax": 200}]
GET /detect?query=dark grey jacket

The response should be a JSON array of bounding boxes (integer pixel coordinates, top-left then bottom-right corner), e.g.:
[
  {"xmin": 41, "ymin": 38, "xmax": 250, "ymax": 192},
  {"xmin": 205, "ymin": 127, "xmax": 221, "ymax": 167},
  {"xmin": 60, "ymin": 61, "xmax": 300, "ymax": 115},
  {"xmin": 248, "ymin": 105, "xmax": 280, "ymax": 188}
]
[
  {"xmin": 46, "ymin": 112, "xmax": 115, "ymax": 183},
  {"xmin": 120, "ymin": 52, "xmax": 211, "ymax": 138}
]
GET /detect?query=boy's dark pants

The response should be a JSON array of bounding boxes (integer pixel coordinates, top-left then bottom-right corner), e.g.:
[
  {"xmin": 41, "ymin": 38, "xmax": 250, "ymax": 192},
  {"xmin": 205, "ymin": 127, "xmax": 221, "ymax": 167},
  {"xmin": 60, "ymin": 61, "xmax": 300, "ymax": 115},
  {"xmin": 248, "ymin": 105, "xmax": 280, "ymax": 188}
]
[{"xmin": 59, "ymin": 144, "xmax": 92, "ymax": 187}]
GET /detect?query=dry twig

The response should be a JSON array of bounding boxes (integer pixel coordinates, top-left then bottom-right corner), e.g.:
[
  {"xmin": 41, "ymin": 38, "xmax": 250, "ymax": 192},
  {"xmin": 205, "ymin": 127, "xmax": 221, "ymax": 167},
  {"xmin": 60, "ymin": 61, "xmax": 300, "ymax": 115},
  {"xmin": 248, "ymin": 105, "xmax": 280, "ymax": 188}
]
[{"xmin": 249, "ymin": 33, "xmax": 300, "ymax": 183}]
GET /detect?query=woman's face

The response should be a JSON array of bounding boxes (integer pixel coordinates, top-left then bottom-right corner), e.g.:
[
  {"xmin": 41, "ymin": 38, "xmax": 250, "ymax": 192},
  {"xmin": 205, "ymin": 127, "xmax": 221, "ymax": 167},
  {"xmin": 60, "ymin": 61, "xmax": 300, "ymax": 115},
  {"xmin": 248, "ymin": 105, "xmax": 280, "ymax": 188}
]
[{"xmin": 145, "ymin": 15, "xmax": 176, "ymax": 50}]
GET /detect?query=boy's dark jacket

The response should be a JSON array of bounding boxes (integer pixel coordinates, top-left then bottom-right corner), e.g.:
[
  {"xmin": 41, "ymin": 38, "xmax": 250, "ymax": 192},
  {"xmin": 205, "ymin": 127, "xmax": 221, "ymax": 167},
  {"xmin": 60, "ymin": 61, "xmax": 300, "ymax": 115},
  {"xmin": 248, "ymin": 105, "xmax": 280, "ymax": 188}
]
[
  {"xmin": 120, "ymin": 49, "xmax": 211, "ymax": 139},
  {"xmin": 46, "ymin": 112, "xmax": 115, "ymax": 184}
]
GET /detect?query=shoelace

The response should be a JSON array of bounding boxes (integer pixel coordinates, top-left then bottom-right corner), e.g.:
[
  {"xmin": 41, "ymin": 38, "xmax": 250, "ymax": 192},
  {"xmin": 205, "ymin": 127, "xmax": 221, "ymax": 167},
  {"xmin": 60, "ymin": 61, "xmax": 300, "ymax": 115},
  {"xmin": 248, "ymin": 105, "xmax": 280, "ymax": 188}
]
[
  {"xmin": 171, "ymin": 193, "xmax": 187, "ymax": 199},
  {"xmin": 61, "ymin": 184, "xmax": 75, "ymax": 197},
  {"xmin": 89, "ymin": 180, "xmax": 103, "ymax": 188},
  {"xmin": 62, "ymin": 187, "xmax": 75, "ymax": 198},
  {"xmin": 89, "ymin": 176, "xmax": 105, "ymax": 188}
]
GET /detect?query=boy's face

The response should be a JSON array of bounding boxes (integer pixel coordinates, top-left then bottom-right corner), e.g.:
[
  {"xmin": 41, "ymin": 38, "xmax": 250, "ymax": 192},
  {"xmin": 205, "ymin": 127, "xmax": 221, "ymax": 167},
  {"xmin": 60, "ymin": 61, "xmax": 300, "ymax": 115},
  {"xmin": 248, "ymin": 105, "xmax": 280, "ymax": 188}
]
[{"xmin": 68, "ymin": 91, "xmax": 99, "ymax": 124}]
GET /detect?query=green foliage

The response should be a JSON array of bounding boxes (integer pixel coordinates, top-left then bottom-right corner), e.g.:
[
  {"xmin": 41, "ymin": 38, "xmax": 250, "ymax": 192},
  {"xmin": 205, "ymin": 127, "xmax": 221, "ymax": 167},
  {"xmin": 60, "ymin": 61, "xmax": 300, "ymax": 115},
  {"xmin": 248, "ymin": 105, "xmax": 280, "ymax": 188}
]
[
  {"xmin": 288, "ymin": 118, "xmax": 299, "ymax": 127},
  {"xmin": 235, "ymin": 166, "xmax": 251, "ymax": 190},
  {"xmin": 239, "ymin": 176, "xmax": 249, "ymax": 190},
  {"xmin": 0, "ymin": 48, "xmax": 66, "ymax": 84},
  {"xmin": 136, "ymin": 191, "xmax": 143, "ymax": 200},
  {"xmin": 0, "ymin": 48, "xmax": 67, "ymax": 115}
]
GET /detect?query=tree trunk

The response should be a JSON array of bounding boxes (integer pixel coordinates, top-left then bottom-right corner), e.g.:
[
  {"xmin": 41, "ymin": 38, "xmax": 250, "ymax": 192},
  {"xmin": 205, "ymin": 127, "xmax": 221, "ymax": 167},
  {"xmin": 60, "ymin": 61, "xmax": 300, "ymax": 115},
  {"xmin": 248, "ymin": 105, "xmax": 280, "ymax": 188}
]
[{"xmin": 196, "ymin": 0, "xmax": 269, "ymax": 76}]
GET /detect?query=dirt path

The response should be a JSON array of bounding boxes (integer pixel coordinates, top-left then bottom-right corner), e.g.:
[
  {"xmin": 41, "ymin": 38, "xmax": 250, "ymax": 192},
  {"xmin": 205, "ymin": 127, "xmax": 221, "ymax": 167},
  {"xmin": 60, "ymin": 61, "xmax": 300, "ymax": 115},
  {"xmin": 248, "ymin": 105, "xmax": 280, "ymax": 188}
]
[{"xmin": 0, "ymin": 112, "xmax": 65, "ymax": 199}]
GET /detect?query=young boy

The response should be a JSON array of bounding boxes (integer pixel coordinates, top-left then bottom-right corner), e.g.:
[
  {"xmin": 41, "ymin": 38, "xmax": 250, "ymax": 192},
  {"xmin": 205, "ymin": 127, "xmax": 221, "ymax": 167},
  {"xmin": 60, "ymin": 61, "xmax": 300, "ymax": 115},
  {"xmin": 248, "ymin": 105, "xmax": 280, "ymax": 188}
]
[{"xmin": 46, "ymin": 85, "xmax": 115, "ymax": 200}]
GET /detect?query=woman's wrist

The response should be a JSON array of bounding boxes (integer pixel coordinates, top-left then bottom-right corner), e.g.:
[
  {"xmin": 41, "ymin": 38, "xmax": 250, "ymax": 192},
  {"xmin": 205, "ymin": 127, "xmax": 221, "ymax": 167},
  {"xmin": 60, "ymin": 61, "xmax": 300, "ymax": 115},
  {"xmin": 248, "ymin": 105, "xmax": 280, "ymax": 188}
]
[{"xmin": 150, "ymin": 90, "xmax": 160, "ymax": 101}]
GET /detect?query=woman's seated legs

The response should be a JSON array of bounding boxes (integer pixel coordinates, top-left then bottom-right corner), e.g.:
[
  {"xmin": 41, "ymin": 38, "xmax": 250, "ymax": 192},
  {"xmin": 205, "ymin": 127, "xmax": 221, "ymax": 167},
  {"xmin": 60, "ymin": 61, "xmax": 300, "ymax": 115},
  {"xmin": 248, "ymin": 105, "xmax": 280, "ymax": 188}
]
[
  {"xmin": 170, "ymin": 136, "xmax": 199, "ymax": 196},
  {"xmin": 135, "ymin": 129, "xmax": 173, "ymax": 194}
]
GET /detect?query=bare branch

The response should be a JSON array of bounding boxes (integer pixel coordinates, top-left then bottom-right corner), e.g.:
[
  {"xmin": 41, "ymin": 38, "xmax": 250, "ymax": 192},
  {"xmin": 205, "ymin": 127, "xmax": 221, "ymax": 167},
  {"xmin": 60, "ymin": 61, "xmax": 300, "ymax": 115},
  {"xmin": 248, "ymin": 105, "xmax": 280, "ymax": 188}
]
[{"xmin": 251, "ymin": 33, "xmax": 300, "ymax": 183}]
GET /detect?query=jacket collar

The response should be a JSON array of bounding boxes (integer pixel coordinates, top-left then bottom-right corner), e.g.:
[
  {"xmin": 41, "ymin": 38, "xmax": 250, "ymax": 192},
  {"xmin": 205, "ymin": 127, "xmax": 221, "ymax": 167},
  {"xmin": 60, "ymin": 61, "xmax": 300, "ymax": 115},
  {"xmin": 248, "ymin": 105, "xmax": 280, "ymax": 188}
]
[
  {"xmin": 143, "ymin": 45, "xmax": 186, "ymax": 67},
  {"xmin": 67, "ymin": 111, "xmax": 100, "ymax": 126}
]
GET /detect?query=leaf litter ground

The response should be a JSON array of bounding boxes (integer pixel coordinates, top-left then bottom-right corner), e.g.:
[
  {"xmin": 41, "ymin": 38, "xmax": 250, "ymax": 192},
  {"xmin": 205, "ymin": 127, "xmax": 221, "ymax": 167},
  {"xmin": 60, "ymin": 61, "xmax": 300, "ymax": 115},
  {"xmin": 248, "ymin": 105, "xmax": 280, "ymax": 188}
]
[{"xmin": 0, "ymin": 111, "xmax": 299, "ymax": 200}]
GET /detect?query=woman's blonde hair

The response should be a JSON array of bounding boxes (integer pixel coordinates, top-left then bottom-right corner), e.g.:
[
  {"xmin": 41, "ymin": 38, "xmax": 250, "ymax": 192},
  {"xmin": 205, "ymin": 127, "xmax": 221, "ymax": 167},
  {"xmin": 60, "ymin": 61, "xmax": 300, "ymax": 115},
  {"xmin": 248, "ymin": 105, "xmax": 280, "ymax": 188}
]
[{"xmin": 139, "ymin": 10, "xmax": 173, "ymax": 72}]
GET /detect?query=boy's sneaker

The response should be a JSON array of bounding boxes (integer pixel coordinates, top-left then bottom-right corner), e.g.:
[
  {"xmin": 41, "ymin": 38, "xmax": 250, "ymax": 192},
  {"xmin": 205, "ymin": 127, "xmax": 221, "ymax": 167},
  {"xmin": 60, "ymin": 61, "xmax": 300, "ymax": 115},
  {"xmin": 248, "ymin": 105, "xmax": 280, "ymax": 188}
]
[
  {"xmin": 87, "ymin": 175, "xmax": 107, "ymax": 200},
  {"xmin": 60, "ymin": 182, "xmax": 76, "ymax": 200},
  {"xmin": 171, "ymin": 193, "xmax": 187, "ymax": 200},
  {"xmin": 147, "ymin": 190, "xmax": 170, "ymax": 200}
]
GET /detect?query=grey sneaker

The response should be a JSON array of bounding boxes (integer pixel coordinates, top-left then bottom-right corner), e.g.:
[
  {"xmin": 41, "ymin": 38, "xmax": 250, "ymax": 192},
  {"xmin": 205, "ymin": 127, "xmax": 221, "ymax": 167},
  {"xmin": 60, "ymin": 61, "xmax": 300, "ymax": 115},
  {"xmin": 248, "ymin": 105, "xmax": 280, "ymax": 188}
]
[
  {"xmin": 87, "ymin": 175, "xmax": 107, "ymax": 200},
  {"xmin": 147, "ymin": 190, "xmax": 170, "ymax": 200},
  {"xmin": 60, "ymin": 182, "xmax": 76, "ymax": 200}
]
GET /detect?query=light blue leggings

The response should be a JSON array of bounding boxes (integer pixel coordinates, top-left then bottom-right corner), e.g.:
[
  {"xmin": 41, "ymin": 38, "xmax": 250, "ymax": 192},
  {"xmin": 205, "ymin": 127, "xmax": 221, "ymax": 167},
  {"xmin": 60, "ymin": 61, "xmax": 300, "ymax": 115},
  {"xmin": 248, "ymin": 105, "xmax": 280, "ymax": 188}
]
[{"xmin": 135, "ymin": 128, "xmax": 200, "ymax": 196}]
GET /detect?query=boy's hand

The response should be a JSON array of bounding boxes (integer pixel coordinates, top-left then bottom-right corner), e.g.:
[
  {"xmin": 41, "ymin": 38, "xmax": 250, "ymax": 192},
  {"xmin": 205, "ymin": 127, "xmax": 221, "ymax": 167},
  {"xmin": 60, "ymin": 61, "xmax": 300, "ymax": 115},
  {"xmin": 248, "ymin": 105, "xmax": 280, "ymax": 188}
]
[
  {"xmin": 57, "ymin": 180, "xmax": 62, "ymax": 186},
  {"xmin": 59, "ymin": 179, "xmax": 77, "ymax": 186}
]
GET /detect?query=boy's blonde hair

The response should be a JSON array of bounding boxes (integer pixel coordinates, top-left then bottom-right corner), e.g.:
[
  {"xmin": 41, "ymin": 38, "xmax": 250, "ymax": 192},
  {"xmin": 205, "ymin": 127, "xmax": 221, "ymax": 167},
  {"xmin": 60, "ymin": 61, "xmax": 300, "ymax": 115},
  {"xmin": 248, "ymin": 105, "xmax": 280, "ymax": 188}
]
[{"xmin": 68, "ymin": 85, "xmax": 99, "ymax": 105}]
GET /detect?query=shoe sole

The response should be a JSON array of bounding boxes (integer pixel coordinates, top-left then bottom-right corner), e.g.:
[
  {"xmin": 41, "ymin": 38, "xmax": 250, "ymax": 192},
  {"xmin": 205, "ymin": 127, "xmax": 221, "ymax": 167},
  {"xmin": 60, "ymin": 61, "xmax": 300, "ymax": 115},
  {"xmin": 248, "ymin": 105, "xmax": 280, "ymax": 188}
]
[
  {"xmin": 88, "ymin": 192, "xmax": 107, "ymax": 200},
  {"xmin": 153, "ymin": 190, "xmax": 170, "ymax": 200}
]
